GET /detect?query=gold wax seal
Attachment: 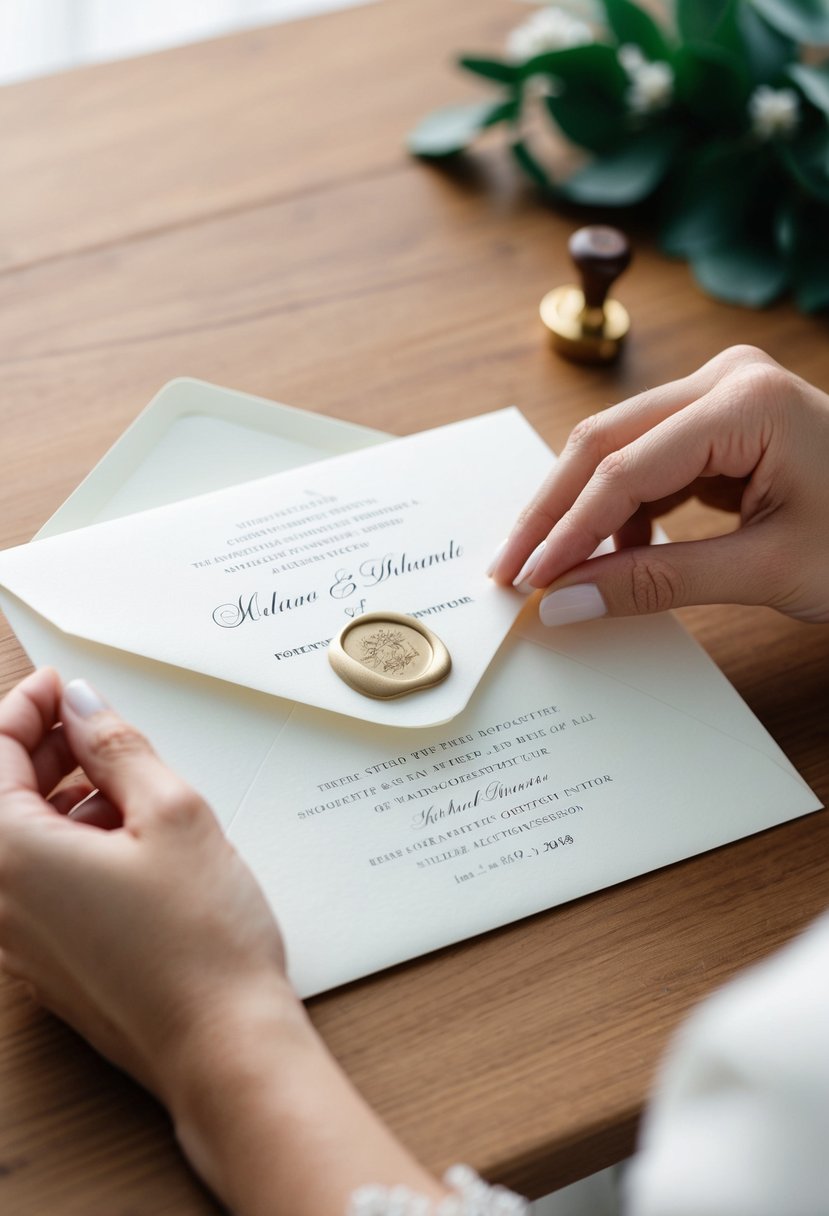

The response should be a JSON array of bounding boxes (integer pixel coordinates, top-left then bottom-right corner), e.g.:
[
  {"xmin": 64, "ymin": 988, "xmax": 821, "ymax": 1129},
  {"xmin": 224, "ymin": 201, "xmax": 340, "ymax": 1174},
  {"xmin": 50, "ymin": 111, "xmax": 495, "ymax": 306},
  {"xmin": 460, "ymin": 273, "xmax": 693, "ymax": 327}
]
[{"xmin": 328, "ymin": 612, "xmax": 451, "ymax": 700}]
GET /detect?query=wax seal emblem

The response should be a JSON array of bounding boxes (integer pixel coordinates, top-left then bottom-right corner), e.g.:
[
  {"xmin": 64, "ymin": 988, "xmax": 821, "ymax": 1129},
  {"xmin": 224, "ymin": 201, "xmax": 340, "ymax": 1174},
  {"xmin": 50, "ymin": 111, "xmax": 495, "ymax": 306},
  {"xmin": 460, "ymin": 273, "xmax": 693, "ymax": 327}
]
[{"xmin": 328, "ymin": 612, "xmax": 451, "ymax": 699}]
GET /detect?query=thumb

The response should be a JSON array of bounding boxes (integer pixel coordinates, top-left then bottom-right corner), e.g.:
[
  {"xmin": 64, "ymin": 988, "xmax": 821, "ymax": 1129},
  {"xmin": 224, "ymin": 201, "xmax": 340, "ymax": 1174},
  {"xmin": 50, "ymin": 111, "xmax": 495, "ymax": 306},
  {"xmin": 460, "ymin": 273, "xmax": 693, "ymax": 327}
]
[
  {"xmin": 60, "ymin": 679, "xmax": 202, "ymax": 829},
  {"xmin": 537, "ymin": 529, "xmax": 775, "ymax": 625}
]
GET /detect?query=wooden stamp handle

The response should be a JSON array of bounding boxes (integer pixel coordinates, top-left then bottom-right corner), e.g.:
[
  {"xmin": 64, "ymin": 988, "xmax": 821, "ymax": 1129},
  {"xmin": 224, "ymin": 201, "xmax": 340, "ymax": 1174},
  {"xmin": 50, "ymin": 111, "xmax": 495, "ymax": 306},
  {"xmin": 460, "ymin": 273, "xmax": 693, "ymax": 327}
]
[{"xmin": 569, "ymin": 226, "xmax": 632, "ymax": 310}]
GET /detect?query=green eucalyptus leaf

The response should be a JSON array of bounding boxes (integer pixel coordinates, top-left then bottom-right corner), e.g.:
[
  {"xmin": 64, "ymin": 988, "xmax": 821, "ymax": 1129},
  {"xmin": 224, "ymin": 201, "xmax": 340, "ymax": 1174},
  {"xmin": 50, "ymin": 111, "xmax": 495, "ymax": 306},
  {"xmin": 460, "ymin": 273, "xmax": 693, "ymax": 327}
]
[
  {"xmin": 483, "ymin": 97, "xmax": 520, "ymax": 127},
  {"xmin": 673, "ymin": 42, "xmax": 750, "ymax": 123},
  {"xmin": 407, "ymin": 101, "xmax": 506, "ymax": 158},
  {"xmin": 748, "ymin": 0, "xmax": 829, "ymax": 45},
  {"xmin": 787, "ymin": 62, "xmax": 829, "ymax": 118},
  {"xmin": 705, "ymin": 0, "xmax": 746, "ymax": 57},
  {"xmin": 677, "ymin": 0, "xmax": 731, "ymax": 42},
  {"xmin": 690, "ymin": 239, "xmax": 789, "ymax": 306},
  {"xmin": 710, "ymin": 1, "xmax": 797, "ymax": 83},
  {"xmin": 602, "ymin": 0, "xmax": 671, "ymax": 58},
  {"xmin": 735, "ymin": 5, "xmax": 796, "ymax": 83},
  {"xmin": 544, "ymin": 87, "xmax": 628, "ymax": 153},
  {"xmin": 521, "ymin": 43, "xmax": 629, "ymax": 102},
  {"xmin": 510, "ymin": 139, "xmax": 556, "ymax": 192},
  {"xmin": 779, "ymin": 129, "xmax": 829, "ymax": 201},
  {"xmin": 458, "ymin": 56, "xmax": 521, "ymax": 85},
  {"xmin": 559, "ymin": 126, "xmax": 682, "ymax": 205},
  {"xmin": 660, "ymin": 144, "xmax": 764, "ymax": 254},
  {"xmin": 682, "ymin": 0, "xmax": 794, "ymax": 83}
]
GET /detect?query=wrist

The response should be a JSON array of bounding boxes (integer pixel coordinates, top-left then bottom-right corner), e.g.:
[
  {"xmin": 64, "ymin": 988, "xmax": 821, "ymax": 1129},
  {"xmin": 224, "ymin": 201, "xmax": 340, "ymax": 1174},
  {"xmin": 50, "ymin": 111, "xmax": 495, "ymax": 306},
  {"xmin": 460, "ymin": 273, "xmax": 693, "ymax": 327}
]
[
  {"xmin": 164, "ymin": 978, "xmax": 446, "ymax": 1216},
  {"xmin": 166, "ymin": 976, "xmax": 321, "ymax": 1207}
]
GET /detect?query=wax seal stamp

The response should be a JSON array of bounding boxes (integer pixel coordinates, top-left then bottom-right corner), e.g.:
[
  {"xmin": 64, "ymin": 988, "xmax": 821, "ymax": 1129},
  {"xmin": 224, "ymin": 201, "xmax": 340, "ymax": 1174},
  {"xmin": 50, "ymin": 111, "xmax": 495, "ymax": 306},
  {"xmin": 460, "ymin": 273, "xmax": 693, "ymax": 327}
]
[
  {"xmin": 329, "ymin": 612, "xmax": 451, "ymax": 699},
  {"xmin": 540, "ymin": 225, "xmax": 632, "ymax": 364}
]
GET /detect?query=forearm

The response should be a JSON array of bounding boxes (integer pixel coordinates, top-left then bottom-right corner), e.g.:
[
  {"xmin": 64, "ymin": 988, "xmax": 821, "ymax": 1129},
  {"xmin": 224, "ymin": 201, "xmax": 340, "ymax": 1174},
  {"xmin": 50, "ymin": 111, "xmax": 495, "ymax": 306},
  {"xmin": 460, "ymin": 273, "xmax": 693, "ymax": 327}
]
[{"xmin": 169, "ymin": 991, "xmax": 447, "ymax": 1216}]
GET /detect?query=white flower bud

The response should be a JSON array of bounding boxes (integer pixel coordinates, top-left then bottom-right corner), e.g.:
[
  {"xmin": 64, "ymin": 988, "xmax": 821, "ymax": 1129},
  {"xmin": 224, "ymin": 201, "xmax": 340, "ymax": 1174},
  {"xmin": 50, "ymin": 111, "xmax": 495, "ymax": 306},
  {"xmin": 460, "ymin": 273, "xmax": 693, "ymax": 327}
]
[
  {"xmin": 748, "ymin": 85, "xmax": 800, "ymax": 139},
  {"xmin": 626, "ymin": 60, "xmax": 674, "ymax": 114},
  {"xmin": 618, "ymin": 43, "xmax": 646, "ymax": 73},
  {"xmin": 506, "ymin": 6, "xmax": 593, "ymax": 62}
]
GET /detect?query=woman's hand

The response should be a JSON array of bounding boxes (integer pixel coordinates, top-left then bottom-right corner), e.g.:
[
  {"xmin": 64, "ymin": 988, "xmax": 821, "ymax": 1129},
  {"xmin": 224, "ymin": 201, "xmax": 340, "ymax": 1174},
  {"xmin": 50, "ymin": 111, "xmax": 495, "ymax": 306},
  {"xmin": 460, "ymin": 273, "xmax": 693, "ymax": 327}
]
[
  {"xmin": 0, "ymin": 669, "xmax": 446, "ymax": 1216},
  {"xmin": 0, "ymin": 668, "xmax": 296, "ymax": 1104},
  {"xmin": 489, "ymin": 346, "xmax": 829, "ymax": 626}
]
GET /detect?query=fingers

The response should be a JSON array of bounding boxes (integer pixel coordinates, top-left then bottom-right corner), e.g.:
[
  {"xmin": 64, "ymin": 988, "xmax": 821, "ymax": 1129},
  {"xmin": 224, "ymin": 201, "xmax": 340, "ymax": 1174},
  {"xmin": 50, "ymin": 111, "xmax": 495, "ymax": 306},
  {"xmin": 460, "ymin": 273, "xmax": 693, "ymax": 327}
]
[
  {"xmin": 611, "ymin": 478, "xmax": 747, "ymax": 552},
  {"xmin": 0, "ymin": 668, "xmax": 63, "ymax": 799},
  {"xmin": 30, "ymin": 726, "xmax": 79, "ymax": 799},
  {"xmin": 0, "ymin": 672, "xmax": 210, "ymax": 834},
  {"xmin": 613, "ymin": 505, "xmax": 654, "ymax": 553},
  {"xmin": 537, "ymin": 528, "xmax": 776, "ymax": 624},
  {"xmin": 0, "ymin": 667, "xmax": 62, "ymax": 749},
  {"xmin": 0, "ymin": 669, "xmax": 75, "ymax": 825},
  {"xmin": 527, "ymin": 371, "xmax": 781, "ymax": 592},
  {"xmin": 489, "ymin": 345, "xmax": 777, "ymax": 585},
  {"xmin": 60, "ymin": 679, "xmax": 206, "ymax": 832}
]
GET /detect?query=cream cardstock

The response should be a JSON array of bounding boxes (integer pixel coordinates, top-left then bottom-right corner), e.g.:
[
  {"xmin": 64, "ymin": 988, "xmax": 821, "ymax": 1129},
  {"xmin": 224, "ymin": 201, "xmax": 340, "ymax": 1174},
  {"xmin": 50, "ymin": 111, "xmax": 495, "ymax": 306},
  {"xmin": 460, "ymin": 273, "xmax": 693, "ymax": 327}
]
[
  {"xmin": 229, "ymin": 611, "xmax": 821, "ymax": 997},
  {"xmin": 0, "ymin": 409, "xmax": 552, "ymax": 727}
]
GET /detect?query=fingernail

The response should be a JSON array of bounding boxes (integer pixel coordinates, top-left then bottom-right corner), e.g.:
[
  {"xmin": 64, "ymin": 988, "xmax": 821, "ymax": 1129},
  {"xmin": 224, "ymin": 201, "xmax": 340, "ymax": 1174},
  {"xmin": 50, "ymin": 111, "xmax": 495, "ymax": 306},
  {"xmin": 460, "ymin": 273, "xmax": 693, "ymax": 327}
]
[
  {"xmin": 514, "ymin": 580, "xmax": 536, "ymax": 596},
  {"xmin": 539, "ymin": 584, "xmax": 607, "ymax": 627},
  {"xmin": 486, "ymin": 539, "xmax": 507, "ymax": 577},
  {"xmin": 63, "ymin": 679, "xmax": 109, "ymax": 718},
  {"xmin": 513, "ymin": 540, "xmax": 546, "ymax": 588}
]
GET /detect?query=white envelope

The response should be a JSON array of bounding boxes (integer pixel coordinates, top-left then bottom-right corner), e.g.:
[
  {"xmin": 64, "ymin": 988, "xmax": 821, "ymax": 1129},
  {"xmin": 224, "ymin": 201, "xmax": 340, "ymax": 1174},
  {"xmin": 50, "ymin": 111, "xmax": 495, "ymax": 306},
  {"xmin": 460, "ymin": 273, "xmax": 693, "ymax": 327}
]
[
  {"xmin": 0, "ymin": 403, "xmax": 555, "ymax": 728},
  {"xmin": 0, "ymin": 380, "xmax": 820, "ymax": 998}
]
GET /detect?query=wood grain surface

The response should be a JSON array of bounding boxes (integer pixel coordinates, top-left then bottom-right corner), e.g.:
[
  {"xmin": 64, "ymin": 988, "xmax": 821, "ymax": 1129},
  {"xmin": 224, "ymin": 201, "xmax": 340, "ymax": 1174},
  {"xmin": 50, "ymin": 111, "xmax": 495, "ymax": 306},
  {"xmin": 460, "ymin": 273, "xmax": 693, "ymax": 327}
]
[{"xmin": 0, "ymin": 0, "xmax": 827, "ymax": 1209}]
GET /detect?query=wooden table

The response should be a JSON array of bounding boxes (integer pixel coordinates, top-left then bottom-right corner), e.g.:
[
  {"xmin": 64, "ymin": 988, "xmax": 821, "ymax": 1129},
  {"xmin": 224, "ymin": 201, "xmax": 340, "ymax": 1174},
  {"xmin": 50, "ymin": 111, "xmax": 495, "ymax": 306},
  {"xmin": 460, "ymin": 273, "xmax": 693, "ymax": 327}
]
[{"xmin": 0, "ymin": 1, "xmax": 827, "ymax": 1210}]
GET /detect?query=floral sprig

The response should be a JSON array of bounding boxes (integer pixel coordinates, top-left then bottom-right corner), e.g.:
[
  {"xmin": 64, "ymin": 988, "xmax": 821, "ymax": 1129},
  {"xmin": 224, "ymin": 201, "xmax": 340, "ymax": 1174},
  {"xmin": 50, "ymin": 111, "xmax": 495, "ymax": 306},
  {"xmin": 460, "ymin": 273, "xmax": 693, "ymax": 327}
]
[{"xmin": 408, "ymin": 0, "xmax": 829, "ymax": 312}]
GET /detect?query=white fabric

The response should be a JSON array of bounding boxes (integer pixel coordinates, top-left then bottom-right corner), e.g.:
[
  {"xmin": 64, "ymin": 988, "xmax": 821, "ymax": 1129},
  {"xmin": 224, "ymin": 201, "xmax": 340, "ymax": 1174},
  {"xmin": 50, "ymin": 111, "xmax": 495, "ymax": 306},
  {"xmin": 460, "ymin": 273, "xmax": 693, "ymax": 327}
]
[
  {"xmin": 349, "ymin": 913, "xmax": 829, "ymax": 1216},
  {"xmin": 347, "ymin": 1163, "xmax": 528, "ymax": 1214},
  {"xmin": 624, "ymin": 910, "xmax": 829, "ymax": 1215}
]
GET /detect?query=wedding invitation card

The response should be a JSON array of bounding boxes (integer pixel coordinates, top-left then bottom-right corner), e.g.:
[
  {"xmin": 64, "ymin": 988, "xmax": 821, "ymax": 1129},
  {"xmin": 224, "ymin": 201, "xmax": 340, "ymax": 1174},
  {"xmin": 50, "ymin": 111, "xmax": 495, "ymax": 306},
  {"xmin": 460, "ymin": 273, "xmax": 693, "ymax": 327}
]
[
  {"xmin": 0, "ymin": 381, "xmax": 819, "ymax": 997},
  {"xmin": 228, "ymin": 608, "xmax": 820, "ymax": 995}
]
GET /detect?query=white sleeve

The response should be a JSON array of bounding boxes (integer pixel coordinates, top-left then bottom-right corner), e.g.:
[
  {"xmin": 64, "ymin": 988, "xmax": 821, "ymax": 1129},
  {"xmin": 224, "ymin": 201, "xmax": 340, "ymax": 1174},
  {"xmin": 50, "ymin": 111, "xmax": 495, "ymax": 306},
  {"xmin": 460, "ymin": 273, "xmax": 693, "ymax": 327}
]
[
  {"xmin": 346, "ymin": 1164, "xmax": 528, "ymax": 1214},
  {"xmin": 623, "ymin": 910, "xmax": 829, "ymax": 1216}
]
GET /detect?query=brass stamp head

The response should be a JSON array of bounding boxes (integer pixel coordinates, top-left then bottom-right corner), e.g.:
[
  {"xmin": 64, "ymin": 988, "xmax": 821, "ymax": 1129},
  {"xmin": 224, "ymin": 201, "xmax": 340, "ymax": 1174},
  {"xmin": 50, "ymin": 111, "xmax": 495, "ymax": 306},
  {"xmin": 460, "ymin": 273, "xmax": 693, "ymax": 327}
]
[{"xmin": 328, "ymin": 612, "xmax": 451, "ymax": 699}]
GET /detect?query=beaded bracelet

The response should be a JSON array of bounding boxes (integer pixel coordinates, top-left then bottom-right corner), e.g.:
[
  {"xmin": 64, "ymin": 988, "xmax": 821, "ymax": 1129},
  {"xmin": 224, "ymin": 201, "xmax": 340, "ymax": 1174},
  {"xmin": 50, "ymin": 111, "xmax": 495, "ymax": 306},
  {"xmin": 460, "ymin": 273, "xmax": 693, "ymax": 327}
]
[{"xmin": 346, "ymin": 1163, "xmax": 529, "ymax": 1215}]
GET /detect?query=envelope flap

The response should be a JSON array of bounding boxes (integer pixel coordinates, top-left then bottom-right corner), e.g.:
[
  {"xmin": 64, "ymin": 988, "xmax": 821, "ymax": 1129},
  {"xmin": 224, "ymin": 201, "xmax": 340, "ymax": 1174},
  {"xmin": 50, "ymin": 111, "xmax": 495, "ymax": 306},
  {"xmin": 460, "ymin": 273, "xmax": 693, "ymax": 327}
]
[
  {"xmin": 0, "ymin": 408, "xmax": 553, "ymax": 727},
  {"xmin": 36, "ymin": 377, "xmax": 389, "ymax": 536}
]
